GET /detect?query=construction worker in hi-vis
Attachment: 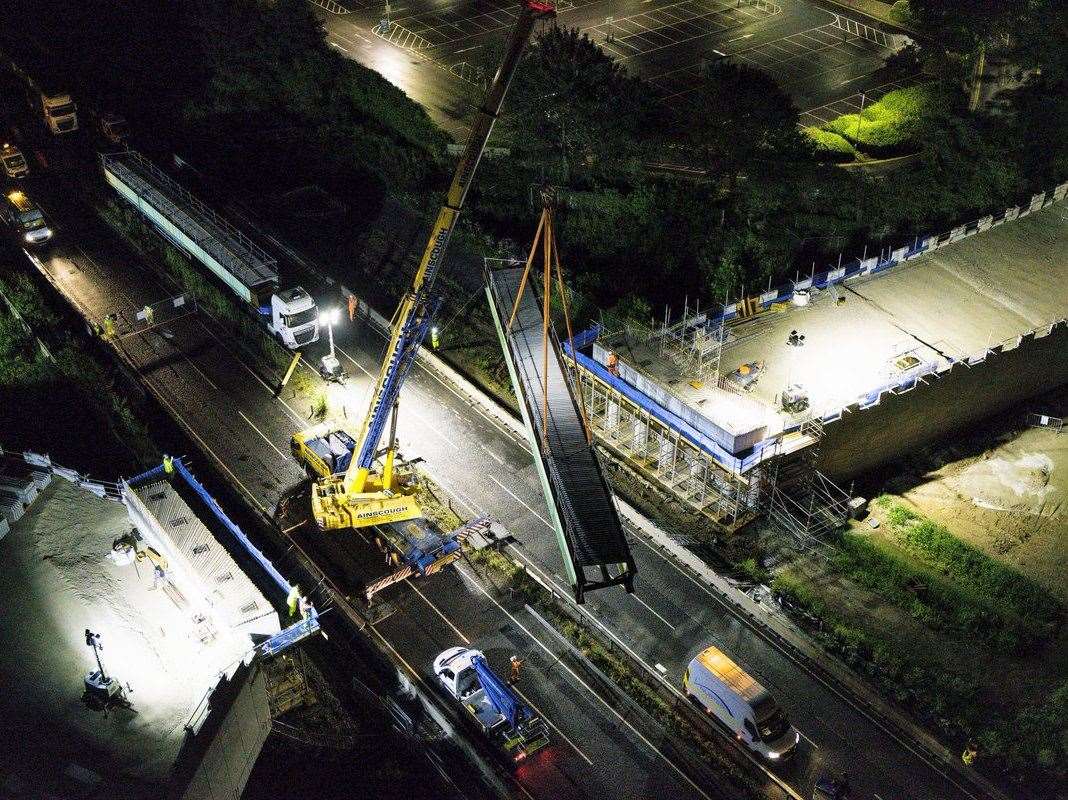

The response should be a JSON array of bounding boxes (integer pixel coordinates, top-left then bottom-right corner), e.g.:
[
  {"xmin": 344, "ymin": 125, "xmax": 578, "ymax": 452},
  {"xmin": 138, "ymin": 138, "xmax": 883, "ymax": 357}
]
[{"xmin": 162, "ymin": 454, "xmax": 175, "ymax": 474}]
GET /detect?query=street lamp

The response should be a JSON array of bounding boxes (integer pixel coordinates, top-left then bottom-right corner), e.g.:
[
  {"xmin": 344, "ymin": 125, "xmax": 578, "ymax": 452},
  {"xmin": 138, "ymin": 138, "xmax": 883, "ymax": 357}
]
[{"xmin": 318, "ymin": 309, "xmax": 344, "ymax": 382}]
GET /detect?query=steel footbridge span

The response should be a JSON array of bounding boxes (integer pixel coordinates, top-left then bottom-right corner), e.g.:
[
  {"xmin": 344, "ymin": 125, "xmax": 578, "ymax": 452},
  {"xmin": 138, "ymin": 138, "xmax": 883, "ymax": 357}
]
[{"xmin": 487, "ymin": 265, "xmax": 636, "ymax": 602}]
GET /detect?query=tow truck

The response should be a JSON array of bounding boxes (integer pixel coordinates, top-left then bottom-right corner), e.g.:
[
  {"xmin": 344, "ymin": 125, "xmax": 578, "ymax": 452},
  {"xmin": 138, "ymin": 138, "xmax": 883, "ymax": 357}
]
[
  {"xmin": 434, "ymin": 646, "xmax": 550, "ymax": 765},
  {"xmin": 289, "ymin": 1, "xmax": 555, "ymax": 595}
]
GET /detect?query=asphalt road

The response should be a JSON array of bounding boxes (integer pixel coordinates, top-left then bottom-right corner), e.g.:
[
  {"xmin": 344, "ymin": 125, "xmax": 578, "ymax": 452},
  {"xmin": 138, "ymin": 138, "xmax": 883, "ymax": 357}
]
[
  {"xmin": 18, "ymin": 168, "xmax": 720, "ymax": 800},
  {"xmin": 15, "ymin": 146, "xmax": 997, "ymax": 800},
  {"xmin": 313, "ymin": 0, "xmax": 915, "ymax": 135}
]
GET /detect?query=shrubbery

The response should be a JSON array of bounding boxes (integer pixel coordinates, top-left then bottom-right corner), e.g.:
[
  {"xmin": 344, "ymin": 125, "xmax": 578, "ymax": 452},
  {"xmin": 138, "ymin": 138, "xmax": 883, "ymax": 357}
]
[
  {"xmin": 803, "ymin": 126, "xmax": 856, "ymax": 162},
  {"xmin": 821, "ymin": 85, "xmax": 947, "ymax": 157}
]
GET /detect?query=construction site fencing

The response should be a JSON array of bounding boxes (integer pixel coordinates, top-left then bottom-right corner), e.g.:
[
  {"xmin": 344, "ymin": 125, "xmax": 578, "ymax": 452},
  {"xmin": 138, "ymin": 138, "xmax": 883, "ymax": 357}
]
[
  {"xmin": 566, "ymin": 183, "xmax": 1068, "ymax": 480},
  {"xmin": 0, "ymin": 446, "xmax": 124, "ymax": 505},
  {"xmin": 712, "ymin": 181, "xmax": 1067, "ymax": 326}
]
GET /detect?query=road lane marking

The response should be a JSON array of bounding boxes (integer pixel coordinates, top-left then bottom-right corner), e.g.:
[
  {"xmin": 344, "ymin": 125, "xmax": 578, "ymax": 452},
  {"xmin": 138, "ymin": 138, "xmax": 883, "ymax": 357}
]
[
  {"xmin": 238, "ymin": 410, "xmax": 289, "ymax": 460},
  {"xmin": 65, "ymin": 239, "xmax": 311, "ymax": 430},
  {"xmin": 512, "ymin": 686, "xmax": 594, "ymax": 766},
  {"xmin": 409, "ymin": 581, "xmax": 471, "ymax": 644},
  {"xmin": 631, "ymin": 592, "xmax": 677, "ymax": 630},
  {"xmin": 488, "ymin": 475, "xmax": 553, "ymax": 529},
  {"xmin": 798, "ymin": 730, "xmax": 819, "ymax": 749},
  {"xmin": 394, "ymin": 577, "xmax": 594, "ymax": 768},
  {"xmin": 454, "ymin": 43, "xmax": 483, "ymax": 53},
  {"xmin": 478, "ymin": 442, "xmax": 506, "ymax": 466},
  {"xmin": 333, "ymin": 343, "xmax": 461, "ymax": 451},
  {"xmin": 462, "ymin": 567, "xmax": 717, "ymax": 800},
  {"xmin": 330, "ymin": 41, "xmax": 350, "ymax": 53}
]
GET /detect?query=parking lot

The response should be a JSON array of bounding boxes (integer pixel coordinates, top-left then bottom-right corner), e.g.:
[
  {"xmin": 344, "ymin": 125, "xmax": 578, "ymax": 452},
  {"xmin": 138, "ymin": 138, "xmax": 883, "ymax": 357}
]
[
  {"xmin": 583, "ymin": 0, "xmax": 780, "ymax": 61},
  {"xmin": 797, "ymin": 73, "xmax": 925, "ymax": 126},
  {"xmin": 646, "ymin": 15, "xmax": 896, "ymax": 104},
  {"xmin": 382, "ymin": 0, "xmax": 588, "ymax": 48}
]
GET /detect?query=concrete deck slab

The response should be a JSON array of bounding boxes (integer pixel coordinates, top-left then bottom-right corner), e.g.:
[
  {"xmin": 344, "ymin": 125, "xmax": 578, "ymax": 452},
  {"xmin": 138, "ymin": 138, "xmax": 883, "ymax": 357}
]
[
  {"xmin": 0, "ymin": 480, "xmax": 248, "ymax": 799},
  {"xmin": 603, "ymin": 201, "xmax": 1067, "ymax": 440}
]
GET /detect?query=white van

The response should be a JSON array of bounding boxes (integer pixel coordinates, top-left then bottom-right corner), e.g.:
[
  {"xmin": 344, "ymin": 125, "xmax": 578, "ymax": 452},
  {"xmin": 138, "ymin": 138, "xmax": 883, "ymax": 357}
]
[{"xmin": 683, "ymin": 645, "xmax": 800, "ymax": 760}]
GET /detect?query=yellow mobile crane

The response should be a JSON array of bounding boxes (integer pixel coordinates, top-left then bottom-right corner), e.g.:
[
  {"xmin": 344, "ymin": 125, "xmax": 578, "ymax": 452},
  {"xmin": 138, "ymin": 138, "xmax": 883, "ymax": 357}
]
[{"xmin": 294, "ymin": 0, "xmax": 556, "ymax": 532}]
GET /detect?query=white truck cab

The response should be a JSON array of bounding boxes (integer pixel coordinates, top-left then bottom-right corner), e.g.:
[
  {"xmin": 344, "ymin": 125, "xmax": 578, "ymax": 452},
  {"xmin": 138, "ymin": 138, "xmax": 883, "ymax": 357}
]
[
  {"xmin": 684, "ymin": 645, "xmax": 800, "ymax": 760},
  {"xmin": 1, "ymin": 143, "xmax": 28, "ymax": 178},
  {"xmin": 268, "ymin": 287, "xmax": 319, "ymax": 349},
  {"xmin": 434, "ymin": 646, "xmax": 549, "ymax": 764}
]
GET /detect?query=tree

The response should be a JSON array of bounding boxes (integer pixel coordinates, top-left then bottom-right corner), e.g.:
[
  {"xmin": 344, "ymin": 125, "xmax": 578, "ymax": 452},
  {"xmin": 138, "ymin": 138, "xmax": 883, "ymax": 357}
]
[{"xmin": 681, "ymin": 61, "xmax": 806, "ymax": 189}]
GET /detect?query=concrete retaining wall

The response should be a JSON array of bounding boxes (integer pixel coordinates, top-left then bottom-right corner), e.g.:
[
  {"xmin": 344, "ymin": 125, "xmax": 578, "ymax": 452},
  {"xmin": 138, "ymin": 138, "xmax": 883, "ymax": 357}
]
[{"xmin": 818, "ymin": 324, "xmax": 1068, "ymax": 480}]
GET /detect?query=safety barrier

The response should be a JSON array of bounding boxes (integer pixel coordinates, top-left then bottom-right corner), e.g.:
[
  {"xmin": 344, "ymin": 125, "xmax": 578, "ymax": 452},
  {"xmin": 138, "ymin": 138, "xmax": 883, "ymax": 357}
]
[
  {"xmin": 711, "ymin": 181, "xmax": 1067, "ymax": 327},
  {"xmin": 1, "ymin": 446, "xmax": 124, "ymax": 503}
]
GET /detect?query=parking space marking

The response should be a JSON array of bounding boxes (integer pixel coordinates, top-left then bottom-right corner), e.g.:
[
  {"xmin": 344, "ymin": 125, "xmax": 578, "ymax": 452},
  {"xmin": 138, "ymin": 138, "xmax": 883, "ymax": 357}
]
[
  {"xmin": 385, "ymin": 0, "xmax": 584, "ymax": 48},
  {"xmin": 584, "ymin": 0, "xmax": 780, "ymax": 61},
  {"xmin": 798, "ymin": 74, "xmax": 927, "ymax": 127},
  {"xmin": 647, "ymin": 20, "xmax": 893, "ymax": 105}
]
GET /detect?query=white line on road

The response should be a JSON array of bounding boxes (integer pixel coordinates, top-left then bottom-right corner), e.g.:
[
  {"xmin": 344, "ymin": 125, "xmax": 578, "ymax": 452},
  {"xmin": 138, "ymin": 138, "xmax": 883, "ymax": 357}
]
[
  {"xmin": 798, "ymin": 729, "xmax": 820, "ymax": 749},
  {"xmin": 512, "ymin": 685, "xmax": 595, "ymax": 765},
  {"xmin": 409, "ymin": 581, "xmax": 471, "ymax": 644},
  {"xmin": 478, "ymin": 442, "xmax": 506, "ymax": 466},
  {"xmin": 488, "ymin": 475, "xmax": 553, "ymax": 529},
  {"xmin": 726, "ymin": 32, "xmax": 754, "ymax": 42},
  {"xmin": 330, "ymin": 41, "xmax": 350, "ymax": 53},
  {"xmin": 462, "ymin": 568, "xmax": 717, "ymax": 800},
  {"xmin": 238, "ymin": 410, "xmax": 288, "ymax": 460},
  {"xmin": 631, "ymin": 592, "xmax": 677, "ymax": 630},
  {"xmin": 453, "ymin": 43, "xmax": 483, "ymax": 53},
  {"xmin": 333, "ymin": 343, "xmax": 461, "ymax": 451}
]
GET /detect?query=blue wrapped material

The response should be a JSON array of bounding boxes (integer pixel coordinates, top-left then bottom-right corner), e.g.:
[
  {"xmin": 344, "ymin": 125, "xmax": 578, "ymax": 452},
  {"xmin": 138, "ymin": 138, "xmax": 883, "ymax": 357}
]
[{"xmin": 472, "ymin": 655, "xmax": 528, "ymax": 728}]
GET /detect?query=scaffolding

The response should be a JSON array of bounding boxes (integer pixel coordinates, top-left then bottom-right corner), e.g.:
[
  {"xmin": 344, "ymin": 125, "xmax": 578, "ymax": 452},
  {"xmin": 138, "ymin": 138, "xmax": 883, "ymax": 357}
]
[
  {"xmin": 764, "ymin": 419, "xmax": 853, "ymax": 553},
  {"xmin": 573, "ymin": 365, "xmax": 761, "ymax": 529},
  {"xmin": 651, "ymin": 299, "xmax": 728, "ymax": 381}
]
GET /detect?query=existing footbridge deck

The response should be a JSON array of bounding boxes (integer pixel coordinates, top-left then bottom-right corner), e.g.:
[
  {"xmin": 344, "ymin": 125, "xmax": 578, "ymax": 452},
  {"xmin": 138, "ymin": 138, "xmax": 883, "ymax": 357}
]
[{"xmin": 486, "ymin": 265, "xmax": 636, "ymax": 602}]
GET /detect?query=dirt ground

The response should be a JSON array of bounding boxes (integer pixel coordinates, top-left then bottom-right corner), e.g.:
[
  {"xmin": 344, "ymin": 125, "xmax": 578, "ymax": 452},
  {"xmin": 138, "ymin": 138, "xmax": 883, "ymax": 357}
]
[{"xmin": 882, "ymin": 387, "xmax": 1068, "ymax": 603}]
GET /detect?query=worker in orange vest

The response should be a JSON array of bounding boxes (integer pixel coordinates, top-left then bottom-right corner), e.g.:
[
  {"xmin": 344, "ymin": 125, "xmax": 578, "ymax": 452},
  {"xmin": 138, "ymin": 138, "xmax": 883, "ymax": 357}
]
[
  {"xmin": 347, "ymin": 293, "xmax": 358, "ymax": 323},
  {"xmin": 509, "ymin": 655, "xmax": 524, "ymax": 684},
  {"xmin": 606, "ymin": 351, "xmax": 619, "ymax": 376}
]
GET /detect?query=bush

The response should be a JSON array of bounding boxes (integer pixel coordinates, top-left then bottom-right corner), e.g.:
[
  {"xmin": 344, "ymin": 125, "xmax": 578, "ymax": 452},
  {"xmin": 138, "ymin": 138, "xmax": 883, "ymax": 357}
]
[
  {"xmin": 888, "ymin": 0, "xmax": 913, "ymax": 24},
  {"xmin": 821, "ymin": 85, "xmax": 946, "ymax": 156},
  {"xmin": 803, "ymin": 126, "xmax": 856, "ymax": 162}
]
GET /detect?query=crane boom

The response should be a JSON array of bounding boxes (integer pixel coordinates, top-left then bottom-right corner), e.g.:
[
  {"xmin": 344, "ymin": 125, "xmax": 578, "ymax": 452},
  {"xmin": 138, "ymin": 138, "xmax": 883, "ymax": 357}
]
[{"xmin": 310, "ymin": 0, "xmax": 555, "ymax": 531}]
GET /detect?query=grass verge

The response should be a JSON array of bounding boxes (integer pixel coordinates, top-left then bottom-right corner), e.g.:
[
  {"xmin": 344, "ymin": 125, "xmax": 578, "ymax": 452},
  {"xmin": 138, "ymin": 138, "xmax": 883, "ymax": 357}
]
[
  {"xmin": 0, "ymin": 270, "xmax": 156, "ymax": 474},
  {"xmin": 772, "ymin": 570, "xmax": 1068, "ymax": 778}
]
